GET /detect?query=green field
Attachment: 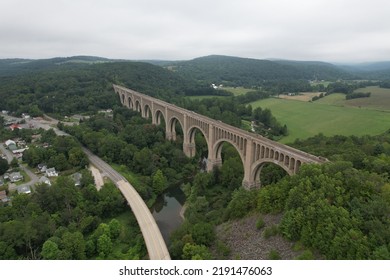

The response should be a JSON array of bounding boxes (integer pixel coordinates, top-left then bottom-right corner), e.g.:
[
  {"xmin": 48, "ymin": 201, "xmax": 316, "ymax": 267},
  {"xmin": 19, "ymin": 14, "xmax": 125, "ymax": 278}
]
[
  {"xmin": 250, "ymin": 98, "xmax": 390, "ymax": 144},
  {"xmin": 316, "ymin": 86, "xmax": 390, "ymax": 111},
  {"xmin": 223, "ymin": 87, "xmax": 252, "ymax": 96},
  {"xmin": 186, "ymin": 95, "xmax": 227, "ymax": 100}
]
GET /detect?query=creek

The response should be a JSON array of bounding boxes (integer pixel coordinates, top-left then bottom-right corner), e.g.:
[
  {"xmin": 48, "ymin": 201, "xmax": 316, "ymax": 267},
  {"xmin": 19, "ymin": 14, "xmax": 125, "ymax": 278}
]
[{"xmin": 151, "ymin": 187, "xmax": 186, "ymax": 245}]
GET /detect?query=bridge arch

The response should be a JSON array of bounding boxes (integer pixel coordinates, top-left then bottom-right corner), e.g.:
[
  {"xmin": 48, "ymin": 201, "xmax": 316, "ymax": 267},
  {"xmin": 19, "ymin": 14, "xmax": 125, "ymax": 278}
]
[
  {"xmin": 128, "ymin": 96, "xmax": 134, "ymax": 109},
  {"xmin": 211, "ymin": 138, "xmax": 245, "ymax": 171},
  {"xmin": 144, "ymin": 104, "xmax": 152, "ymax": 120},
  {"xmin": 185, "ymin": 125, "xmax": 210, "ymax": 158},
  {"xmin": 251, "ymin": 159, "xmax": 293, "ymax": 187},
  {"xmin": 154, "ymin": 109, "xmax": 166, "ymax": 126},
  {"xmin": 167, "ymin": 116, "xmax": 184, "ymax": 141},
  {"xmin": 135, "ymin": 100, "xmax": 142, "ymax": 113}
]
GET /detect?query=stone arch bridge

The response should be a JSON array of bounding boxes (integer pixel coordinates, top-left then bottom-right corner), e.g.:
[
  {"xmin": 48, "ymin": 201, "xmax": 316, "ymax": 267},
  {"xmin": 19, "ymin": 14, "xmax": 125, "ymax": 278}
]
[{"xmin": 114, "ymin": 84, "xmax": 326, "ymax": 188}]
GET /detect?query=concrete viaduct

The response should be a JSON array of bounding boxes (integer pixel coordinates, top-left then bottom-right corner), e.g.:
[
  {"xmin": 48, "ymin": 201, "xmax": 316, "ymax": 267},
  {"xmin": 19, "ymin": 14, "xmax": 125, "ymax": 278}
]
[{"xmin": 114, "ymin": 84, "xmax": 326, "ymax": 188}]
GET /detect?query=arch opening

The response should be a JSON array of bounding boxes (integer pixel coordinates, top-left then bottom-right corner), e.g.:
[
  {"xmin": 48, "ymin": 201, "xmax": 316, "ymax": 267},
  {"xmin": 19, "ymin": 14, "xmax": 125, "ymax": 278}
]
[
  {"xmin": 144, "ymin": 104, "xmax": 152, "ymax": 120},
  {"xmin": 187, "ymin": 126, "xmax": 209, "ymax": 171},
  {"xmin": 213, "ymin": 141, "xmax": 244, "ymax": 190},
  {"xmin": 135, "ymin": 100, "xmax": 142, "ymax": 113},
  {"xmin": 168, "ymin": 117, "xmax": 184, "ymax": 143},
  {"xmin": 253, "ymin": 162, "xmax": 289, "ymax": 187},
  {"xmin": 128, "ymin": 96, "xmax": 134, "ymax": 109},
  {"xmin": 154, "ymin": 110, "xmax": 166, "ymax": 128}
]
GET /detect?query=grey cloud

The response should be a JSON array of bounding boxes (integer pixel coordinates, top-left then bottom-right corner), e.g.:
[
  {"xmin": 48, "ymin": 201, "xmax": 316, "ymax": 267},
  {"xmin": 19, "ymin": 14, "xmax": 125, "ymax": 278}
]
[{"xmin": 1, "ymin": 0, "xmax": 390, "ymax": 62}]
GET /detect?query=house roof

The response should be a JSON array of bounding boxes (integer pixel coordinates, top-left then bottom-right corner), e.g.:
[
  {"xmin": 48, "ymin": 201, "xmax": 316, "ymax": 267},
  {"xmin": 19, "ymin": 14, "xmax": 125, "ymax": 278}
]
[
  {"xmin": 9, "ymin": 124, "xmax": 21, "ymax": 130},
  {"xmin": 0, "ymin": 190, "xmax": 8, "ymax": 200},
  {"xmin": 10, "ymin": 172, "xmax": 22, "ymax": 178},
  {"xmin": 17, "ymin": 185, "xmax": 31, "ymax": 194},
  {"xmin": 38, "ymin": 176, "xmax": 51, "ymax": 186},
  {"xmin": 5, "ymin": 139, "xmax": 16, "ymax": 146}
]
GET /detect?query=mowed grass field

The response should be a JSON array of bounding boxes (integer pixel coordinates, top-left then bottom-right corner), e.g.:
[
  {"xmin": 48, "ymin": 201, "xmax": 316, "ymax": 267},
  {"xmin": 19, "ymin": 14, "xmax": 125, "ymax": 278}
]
[
  {"xmin": 250, "ymin": 97, "xmax": 390, "ymax": 144},
  {"xmin": 316, "ymin": 86, "xmax": 390, "ymax": 110}
]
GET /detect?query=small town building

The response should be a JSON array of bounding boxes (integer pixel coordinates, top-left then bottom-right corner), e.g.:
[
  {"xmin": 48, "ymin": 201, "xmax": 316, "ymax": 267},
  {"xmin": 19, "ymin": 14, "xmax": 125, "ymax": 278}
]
[
  {"xmin": 5, "ymin": 139, "xmax": 16, "ymax": 147},
  {"xmin": 38, "ymin": 176, "xmax": 51, "ymax": 186},
  {"xmin": 9, "ymin": 172, "xmax": 23, "ymax": 183},
  {"xmin": 46, "ymin": 167, "xmax": 58, "ymax": 177},
  {"xmin": 37, "ymin": 163, "xmax": 47, "ymax": 173},
  {"xmin": 17, "ymin": 185, "xmax": 31, "ymax": 194},
  {"xmin": 9, "ymin": 124, "xmax": 22, "ymax": 131},
  {"xmin": 71, "ymin": 172, "xmax": 82, "ymax": 186}
]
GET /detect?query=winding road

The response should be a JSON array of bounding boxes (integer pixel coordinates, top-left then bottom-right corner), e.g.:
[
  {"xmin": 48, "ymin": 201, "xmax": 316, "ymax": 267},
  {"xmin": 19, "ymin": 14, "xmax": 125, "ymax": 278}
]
[{"xmin": 83, "ymin": 148, "xmax": 171, "ymax": 260}]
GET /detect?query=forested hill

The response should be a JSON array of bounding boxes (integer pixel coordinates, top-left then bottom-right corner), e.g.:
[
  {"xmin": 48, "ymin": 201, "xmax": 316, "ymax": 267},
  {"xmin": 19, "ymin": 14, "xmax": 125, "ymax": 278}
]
[
  {"xmin": 0, "ymin": 59, "xmax": 194, "ymax": 116},
  {"xmin": 0, "ymin": 56, "xmax": 116, "ymax": 77},
  {"xmin": 169, "ymin": 55, "xmax": 352, "ymax": 86}
]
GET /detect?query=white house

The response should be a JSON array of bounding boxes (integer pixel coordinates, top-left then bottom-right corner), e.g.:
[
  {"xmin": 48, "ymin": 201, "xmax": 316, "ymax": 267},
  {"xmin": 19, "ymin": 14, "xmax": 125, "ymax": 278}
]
[
  {"xmin": 46, "ymin": 168, "xmax": 58, "ymax": 177},
  {"xmin": 17, "ymin": 185, "xmax": 31, "ymax": 194},
  {"xmin": 38, "ymin": 176, "xmax": 51, "ymax": 186},
  {"xmin": 5, "ymin": 139, "xmax": 16, "ymax": 147},
  {"xmin": 9, "ymin": 172, "xmax": 23, "ymax": 183}
]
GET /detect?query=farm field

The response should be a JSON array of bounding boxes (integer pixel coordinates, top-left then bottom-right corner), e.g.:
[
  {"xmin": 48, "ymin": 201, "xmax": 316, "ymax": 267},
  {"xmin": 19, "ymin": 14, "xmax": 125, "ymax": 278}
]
[
  {"xmin": 250, "ymin": 97, "xmax": 390, "ymax": 144},
  {"xmin": 316, "ymin": 86, "xmax": 390, "ymax": 111}
]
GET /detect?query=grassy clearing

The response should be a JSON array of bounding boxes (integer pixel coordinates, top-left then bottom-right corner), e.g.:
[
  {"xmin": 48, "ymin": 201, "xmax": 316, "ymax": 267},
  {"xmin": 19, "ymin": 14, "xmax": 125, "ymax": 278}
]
[
  {"xmin": 315, "ymin": 93, "xmax": 346, "ymax": 106},
  {"xmin": 223, "ymin": 87, "xmax": 252, "ymax": 96},
  {"xmin": 185, "ymin": 95, "xmax": 227, "ymax": 100},
  {"xmin": 250, "ymin": 98, "xmax": 390, "ymax": 143}
]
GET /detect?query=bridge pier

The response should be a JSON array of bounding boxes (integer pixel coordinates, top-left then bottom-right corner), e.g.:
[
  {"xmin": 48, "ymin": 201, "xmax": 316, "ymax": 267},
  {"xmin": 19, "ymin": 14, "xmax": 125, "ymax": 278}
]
[
  {"xmin": 242, "ymin": 180, "xmax": 261, "ymax": 190},
  {"xmin": 183, "ymin": 142, "xmax": 196, "ymax": 157},
  {"xmin": 207, "ymin": 158, "xmax": 222, "ymax": 172},
  {"xmin": 166, "ymin": 131, "xmax": 176, "ymax": 141}
]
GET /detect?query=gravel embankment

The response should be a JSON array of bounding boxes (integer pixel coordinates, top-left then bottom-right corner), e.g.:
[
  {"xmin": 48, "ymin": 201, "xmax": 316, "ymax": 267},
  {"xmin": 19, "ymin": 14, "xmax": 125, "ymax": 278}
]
[{"xmin": 215, "ymin": 213, "xmax": 301, "ymax": 260}]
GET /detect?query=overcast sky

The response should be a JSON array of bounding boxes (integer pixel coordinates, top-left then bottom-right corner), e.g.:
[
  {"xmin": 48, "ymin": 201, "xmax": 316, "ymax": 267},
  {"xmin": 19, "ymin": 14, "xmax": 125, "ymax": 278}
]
[{"xmin": 1, "ymin": 0, "xmax": 390, "ymax": 62}]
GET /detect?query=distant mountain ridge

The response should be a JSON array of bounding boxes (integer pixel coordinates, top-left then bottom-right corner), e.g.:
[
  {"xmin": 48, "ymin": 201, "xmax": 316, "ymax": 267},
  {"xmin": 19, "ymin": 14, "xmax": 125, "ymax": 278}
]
[
  {"xmin": 1, "ymin": 54, "xmax": 389, "ymax": 83},
  {"xmin": 167, "ymin": 55, "xmax": 353, "ymax": 87},
  {"xmin": 0, "ymin": 56, "xmax": 119, "ymax": 77}
]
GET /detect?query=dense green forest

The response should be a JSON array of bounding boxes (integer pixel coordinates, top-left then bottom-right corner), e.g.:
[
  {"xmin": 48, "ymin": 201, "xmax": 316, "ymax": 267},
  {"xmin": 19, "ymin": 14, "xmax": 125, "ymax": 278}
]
[{"xmin": 0, "ymin": 59, "xmax": 196, "ymax": 117}]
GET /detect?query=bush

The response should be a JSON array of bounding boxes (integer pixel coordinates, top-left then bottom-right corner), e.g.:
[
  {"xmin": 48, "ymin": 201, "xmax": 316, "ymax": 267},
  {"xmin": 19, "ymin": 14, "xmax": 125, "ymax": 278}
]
[
  {"xmin": 263, "ymin": 225, "xmax": 279, "ymax": 239},
  {"xmin": 256, "ymin": 216, "xmax": 265, "ymax": 229},
  {"xmin": 296, "ymin": 250, "xmax": 315, "ymax": 260},
  {"xmin": 268, "ymin": 249, "xmax": 281, "ymax": 260}
]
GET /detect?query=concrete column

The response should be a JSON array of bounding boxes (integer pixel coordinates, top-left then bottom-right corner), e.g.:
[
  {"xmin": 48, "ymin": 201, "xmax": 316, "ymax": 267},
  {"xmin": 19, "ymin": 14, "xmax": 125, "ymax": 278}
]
[
  {"xmin": 183, "ymin": 142, "xmax": 196, "ymax": 157},
  {"xmin": 165, "ymin": 107, "xmax": 170, "ymax": 140},
  {"xmin": 182, "ymin": 114, "xmax": 195, "ymax": 157},
  {"xmin": 242, "ymin": 139, "xmax": 256, "ymax": 189},
  {"xmin": 151, "ymin": 102, "xmax": 156, "ymax": 125}
]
